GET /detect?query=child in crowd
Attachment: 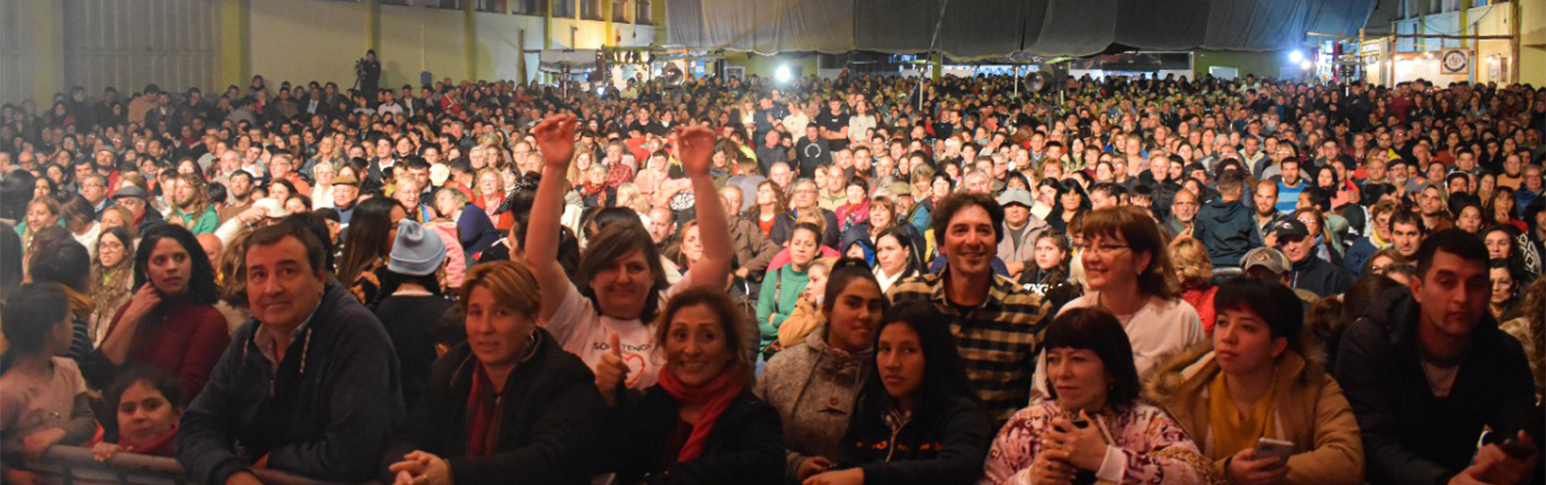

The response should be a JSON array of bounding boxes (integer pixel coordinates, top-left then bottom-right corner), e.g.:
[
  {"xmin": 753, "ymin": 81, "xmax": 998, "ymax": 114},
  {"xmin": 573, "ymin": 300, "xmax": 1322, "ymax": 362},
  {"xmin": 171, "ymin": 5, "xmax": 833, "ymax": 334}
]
[{"xmin": 1, "ymin": 283, "xmax": 99, "ymax": 482}]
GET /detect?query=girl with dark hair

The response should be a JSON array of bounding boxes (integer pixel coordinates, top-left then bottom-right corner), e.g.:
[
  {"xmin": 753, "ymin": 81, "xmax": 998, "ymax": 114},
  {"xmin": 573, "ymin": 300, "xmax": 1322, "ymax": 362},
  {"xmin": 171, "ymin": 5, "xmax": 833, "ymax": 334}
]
[
  {"xmin": 91, "ymin": 368, "xmax": 184, "ymax": 459},
  {"xmin": 338, "ymin": 197, "xmax": 409, "ymax": 306},
  {"xmin": 982, "ymin": 308, "xmax": 1219, "ymax": 485},
  {"xmin": 755, "ymin": 258, "xmax": 889, "ymax": 483},
  {"xmin": 872, "ymin": 227, "xmax": 920, "ymax": 293},
  {"xmin": 1149, "ymin": 277, "xmax": 1365, "ymax": 485},
  {"xmin": 0, "ymin": 284, "xmax": 97, "ymax": 475},
  {"xmin": 88, "ymin": 223, "xmax": 229, "ymax": 399},
  {"xmin": 758, "ymin": 222, "xmax": 822, "ymax": 356},
  {"xmin": 1489, "ymin": 259, "xmax": 1524, "ymax": 322},
  {"xmin": 607, "ymin": 287, "xmax": 784, "ymax": 485},
  {"xmin": 25, "ymin": 239, "xmax": 97, "ymax": 368},
  {"xmin": 801, "ymin": 303, "xmax": 992, "ymax": 485},
  {"xmin": 527, "ymin": 116, "xmax": 733, "ymax": 397},
  {"xmin": 1047, "ymin": 178, "xmax": 1090, "ymax": 233}
]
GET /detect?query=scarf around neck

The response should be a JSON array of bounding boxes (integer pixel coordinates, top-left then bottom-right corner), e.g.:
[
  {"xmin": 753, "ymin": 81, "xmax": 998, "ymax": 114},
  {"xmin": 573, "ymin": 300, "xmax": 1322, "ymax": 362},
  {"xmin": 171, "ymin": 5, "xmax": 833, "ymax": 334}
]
[{"xmin": 656, "ymin": 365, "xmax": 744, "ymax": 463}]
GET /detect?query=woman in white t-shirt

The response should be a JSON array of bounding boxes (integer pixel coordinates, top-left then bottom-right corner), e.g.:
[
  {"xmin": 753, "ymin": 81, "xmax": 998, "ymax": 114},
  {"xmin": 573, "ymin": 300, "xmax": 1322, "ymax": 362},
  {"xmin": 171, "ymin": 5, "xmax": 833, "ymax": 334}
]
[
  {"xmin": 527, "ymin": 115, "xmax": 734, "ymax": 404},
  {"xmin": 1062, "ymin": 206, "xmax": 1204, "ymax": 377}
]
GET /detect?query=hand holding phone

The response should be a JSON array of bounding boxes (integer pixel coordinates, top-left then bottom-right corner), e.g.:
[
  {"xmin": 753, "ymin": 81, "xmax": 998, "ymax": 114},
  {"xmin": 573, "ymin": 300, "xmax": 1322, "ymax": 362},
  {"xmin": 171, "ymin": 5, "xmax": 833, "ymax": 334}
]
[{"xmin": 1253, "ymin": 438, "xmax": 1295, "ymax": 465}]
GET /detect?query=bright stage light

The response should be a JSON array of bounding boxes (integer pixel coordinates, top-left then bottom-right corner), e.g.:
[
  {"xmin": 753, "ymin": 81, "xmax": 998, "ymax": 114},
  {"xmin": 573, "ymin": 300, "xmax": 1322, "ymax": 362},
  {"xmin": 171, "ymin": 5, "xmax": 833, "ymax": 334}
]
[
  {"xmin": 1289, "ymin": 50, "xmax": 1304, "ymax": 63},
  {"xmin": 775, "ymin": 65, "xmax": 792, "ymax": 83}
]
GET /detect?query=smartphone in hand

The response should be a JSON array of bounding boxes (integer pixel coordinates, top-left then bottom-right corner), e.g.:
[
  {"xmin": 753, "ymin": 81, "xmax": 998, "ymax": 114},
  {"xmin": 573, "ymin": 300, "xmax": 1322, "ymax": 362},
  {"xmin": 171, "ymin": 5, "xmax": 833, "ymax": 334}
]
[{"xmin": 1254, "ymin": 438, "xmax": 1295, "ymax": 465}]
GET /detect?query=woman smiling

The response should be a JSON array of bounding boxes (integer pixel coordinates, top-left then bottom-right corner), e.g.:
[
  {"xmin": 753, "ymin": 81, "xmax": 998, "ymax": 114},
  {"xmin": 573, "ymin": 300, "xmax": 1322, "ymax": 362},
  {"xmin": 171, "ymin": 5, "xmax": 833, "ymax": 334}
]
[{"xmin": 607, "ymin": 287, "xmax": 783, "ymax": 485}]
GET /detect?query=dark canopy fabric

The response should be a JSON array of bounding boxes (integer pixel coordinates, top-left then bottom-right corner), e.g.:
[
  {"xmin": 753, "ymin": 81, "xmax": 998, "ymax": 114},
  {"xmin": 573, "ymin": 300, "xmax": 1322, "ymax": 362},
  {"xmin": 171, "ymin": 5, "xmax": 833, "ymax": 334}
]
[{"xmin": 666, "ymin": 0, "xmax": 1376, "ymax": 57}]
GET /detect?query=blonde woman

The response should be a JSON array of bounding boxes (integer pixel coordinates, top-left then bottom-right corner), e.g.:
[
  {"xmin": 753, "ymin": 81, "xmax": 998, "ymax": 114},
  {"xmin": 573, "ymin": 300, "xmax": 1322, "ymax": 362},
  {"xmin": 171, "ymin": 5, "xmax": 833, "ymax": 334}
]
[{"xmin": 1169, "ymin": 236, "xmax": 1218, "ymax": 334}]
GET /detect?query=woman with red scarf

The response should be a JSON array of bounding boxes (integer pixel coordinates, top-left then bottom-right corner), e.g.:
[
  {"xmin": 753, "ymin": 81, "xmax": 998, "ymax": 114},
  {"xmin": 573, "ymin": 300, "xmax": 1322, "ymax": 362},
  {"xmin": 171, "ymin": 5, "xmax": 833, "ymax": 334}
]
[
  {"xmin": 382, "ymin": 261, "xmax": 603, "ymax": 485},
  {"xmin": 603, "ymin": 287, "xmax": 784, "ymax": 485}
]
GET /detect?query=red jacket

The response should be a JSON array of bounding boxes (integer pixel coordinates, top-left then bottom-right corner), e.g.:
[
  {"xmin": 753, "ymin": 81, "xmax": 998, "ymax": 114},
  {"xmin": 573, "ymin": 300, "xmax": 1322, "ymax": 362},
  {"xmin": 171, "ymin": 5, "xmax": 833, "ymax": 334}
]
[{"xmin": 101, "ymin": 298, "xmax": 230, "ymax": 402}]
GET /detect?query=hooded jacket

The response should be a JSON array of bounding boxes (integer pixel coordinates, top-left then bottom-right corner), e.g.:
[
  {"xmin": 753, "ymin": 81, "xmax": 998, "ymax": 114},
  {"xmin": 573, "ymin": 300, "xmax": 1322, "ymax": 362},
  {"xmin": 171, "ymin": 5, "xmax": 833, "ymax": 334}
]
[
  {"xmin": 1193, "ymin": 197, "xmax": 1262, "ymax": 268},
  {"xmin": 1333, "ymin": 289, "xmax": 1537, "ymax": 485},
  {"xmin": 1145, "ymin": 343, "xmax": 1364, "ymax": 485},
  {"xmin": 177, "ymin": 282, "xmax": 405, "ymax": 485}
]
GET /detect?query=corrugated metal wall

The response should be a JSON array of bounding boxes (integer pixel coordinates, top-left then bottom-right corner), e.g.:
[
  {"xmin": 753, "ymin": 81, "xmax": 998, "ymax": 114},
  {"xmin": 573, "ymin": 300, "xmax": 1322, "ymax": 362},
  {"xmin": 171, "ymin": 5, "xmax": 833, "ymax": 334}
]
[
  {"xmin": 61, "ymin": 0, "xmax": 221, "ymax": 96},
  {"xmin": 0, "ymin": 0, "xmax": 37, "ymax": 104}
]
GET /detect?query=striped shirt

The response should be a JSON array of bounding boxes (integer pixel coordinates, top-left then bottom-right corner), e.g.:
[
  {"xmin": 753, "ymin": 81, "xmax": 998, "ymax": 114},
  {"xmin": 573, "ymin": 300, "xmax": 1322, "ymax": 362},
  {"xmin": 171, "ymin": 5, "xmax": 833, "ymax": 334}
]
[{"xmin": 887, "ymin": 269, "xmax": 1051, "ymax": 423}]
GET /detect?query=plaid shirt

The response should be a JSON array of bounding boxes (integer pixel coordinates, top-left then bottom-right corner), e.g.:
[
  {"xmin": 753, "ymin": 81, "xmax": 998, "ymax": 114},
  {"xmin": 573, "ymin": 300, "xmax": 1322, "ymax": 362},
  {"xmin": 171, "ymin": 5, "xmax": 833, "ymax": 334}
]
[{"xmin": 887, "ymin": 269, "xmax": 1050, "ymax": 424}]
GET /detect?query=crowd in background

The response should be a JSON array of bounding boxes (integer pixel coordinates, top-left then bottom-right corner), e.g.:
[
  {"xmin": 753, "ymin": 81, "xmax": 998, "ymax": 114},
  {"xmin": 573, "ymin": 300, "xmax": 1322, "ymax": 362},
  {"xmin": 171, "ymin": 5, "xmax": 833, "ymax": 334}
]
[{"xmin": 1, "ymin": 66, "xmax": 1544, "ymax": 485}]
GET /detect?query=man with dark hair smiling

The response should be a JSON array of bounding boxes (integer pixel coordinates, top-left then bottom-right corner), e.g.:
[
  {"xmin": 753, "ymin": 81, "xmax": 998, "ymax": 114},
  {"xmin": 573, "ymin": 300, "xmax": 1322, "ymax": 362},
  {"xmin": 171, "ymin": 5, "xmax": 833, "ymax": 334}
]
[
  {"xmin": 1336, "ymin": 229, "xmax": 1539, "ymax": 485},
  {"xmin": 177, "ymin": 219, "xmax": 403, "ymax": 485},
  {"xmin": 887, "ymin": 191, "xmax": 1048, "ymax": 424}
]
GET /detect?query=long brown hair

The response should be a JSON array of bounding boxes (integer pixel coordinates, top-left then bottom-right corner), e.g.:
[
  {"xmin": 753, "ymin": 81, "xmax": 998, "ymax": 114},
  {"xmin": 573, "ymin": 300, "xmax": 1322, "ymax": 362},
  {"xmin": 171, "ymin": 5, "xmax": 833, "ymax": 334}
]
[{"xmin": 1081, "ymin": 206, "xmax": 1180, "ymax": 300}]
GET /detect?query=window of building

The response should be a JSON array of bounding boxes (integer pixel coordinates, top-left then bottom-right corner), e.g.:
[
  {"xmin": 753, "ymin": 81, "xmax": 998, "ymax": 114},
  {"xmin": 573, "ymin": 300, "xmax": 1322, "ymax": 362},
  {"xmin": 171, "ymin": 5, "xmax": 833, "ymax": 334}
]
[
  {"xmin": 635, "ymin": 0, "xmax": 651, "ymax": 25},
  {"xmin": 580, "ymin": 0, "xmax": 602, "ymax": 20},
  {"xmin": 476, "ymin": 0, "xmax": 505, "ymax": 12},
  {"xmin": 511, "ymin": 0, "xmax": 546, "ymax": 15}
]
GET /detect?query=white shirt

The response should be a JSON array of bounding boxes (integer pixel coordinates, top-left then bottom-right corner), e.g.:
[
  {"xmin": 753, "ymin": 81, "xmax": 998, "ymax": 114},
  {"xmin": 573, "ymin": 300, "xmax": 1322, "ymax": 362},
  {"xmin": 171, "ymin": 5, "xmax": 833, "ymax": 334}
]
[
  {"xmin": 545, "ymin": 272, "xmax": 694, "ymax": 391},
  {"xmin": 1030, "ymin": 292, "xmax": 1204, "ymax": 402}
]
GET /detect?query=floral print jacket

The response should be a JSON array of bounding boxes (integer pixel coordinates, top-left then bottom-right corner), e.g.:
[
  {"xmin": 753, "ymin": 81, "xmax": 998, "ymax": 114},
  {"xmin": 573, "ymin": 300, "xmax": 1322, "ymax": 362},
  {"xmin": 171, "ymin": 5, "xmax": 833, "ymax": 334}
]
[{"xmin": 979, "ymin": 401, "xmax": 1223, "ymax": 485}]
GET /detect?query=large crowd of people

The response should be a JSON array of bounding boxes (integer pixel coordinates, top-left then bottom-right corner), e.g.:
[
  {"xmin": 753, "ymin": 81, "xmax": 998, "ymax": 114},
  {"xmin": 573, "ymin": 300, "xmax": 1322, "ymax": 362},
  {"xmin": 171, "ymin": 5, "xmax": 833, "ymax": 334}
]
[{"xmin": 1, "ymin": 67, "xmax": 1544, "ymax": 485}]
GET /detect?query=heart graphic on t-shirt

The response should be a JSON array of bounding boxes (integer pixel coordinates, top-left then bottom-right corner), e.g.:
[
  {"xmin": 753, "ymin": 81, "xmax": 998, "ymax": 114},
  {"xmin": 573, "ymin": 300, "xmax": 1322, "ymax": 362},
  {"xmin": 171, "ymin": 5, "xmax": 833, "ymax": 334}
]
[{"xmin": 623, "ymin": 353, "xmax": 646, "ymax": 387}]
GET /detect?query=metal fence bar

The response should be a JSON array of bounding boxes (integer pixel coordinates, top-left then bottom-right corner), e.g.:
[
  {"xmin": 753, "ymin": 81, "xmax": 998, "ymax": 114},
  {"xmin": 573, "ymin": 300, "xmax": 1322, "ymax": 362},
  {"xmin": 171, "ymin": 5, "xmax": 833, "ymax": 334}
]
[{"xmin": 20, "ymin": 447, "xmax": 376, "ymax": 485}]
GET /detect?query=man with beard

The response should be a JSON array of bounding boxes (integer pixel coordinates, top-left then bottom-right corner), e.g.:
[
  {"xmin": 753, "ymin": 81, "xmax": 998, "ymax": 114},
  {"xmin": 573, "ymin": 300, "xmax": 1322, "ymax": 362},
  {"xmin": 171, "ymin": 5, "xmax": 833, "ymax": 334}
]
[
  {"xmin": 168, "ymin": 174, "xmax": 220, "ymax": 235},
  {"xmin": 1164, "ymin": 187, "xmax": 1200, "ymax": 238},
  {"xmin": 219, "ymin": 170, "xmax": 256, "ymax": 223}
]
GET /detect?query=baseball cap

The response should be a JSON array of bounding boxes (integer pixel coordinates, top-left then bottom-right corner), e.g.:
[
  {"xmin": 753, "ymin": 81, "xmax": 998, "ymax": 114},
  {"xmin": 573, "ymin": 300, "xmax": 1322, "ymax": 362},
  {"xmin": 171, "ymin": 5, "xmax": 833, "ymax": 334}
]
[
  {"xmin": 112, "ymin": 185, "xmax": 148, "ymax": 200},
  {"xmin": 996, "ymin": 189, "xmax": 1034, "ymax": 209},
  {"xmin": 334, "ymin": 172, "xmax": 360, "ymax": 186},
  {"xmin": 889, "ymin": 181, "xmax": 912, "ymax": 196},
  {"xmin": 1273, "ymin": 219, "xmax": 1309, "ymax": 239},
  {"xmin": 1241, "ymin": 247, "xmax": 1292, "ymax": 275}
]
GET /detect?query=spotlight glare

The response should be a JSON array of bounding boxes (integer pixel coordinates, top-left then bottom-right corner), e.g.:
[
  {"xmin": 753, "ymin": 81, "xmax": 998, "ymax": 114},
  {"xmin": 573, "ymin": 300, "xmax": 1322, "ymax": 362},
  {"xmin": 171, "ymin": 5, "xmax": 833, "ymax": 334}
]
[{"xmin": 1289, "ymin": 50, "xmax": 1304, "ymax": 63}]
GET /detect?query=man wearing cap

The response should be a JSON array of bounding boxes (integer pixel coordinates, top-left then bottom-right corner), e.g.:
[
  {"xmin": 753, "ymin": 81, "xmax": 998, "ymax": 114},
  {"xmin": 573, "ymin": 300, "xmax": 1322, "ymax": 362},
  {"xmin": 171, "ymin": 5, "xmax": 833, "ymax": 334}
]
[
  {"xmin": 1241, "ymin": 247, "xmax": 1322, "ymax": 307},
  {"xmin": 1275, "ymin": 218, "xmax": 1352, "ymax": 297},
  {"xmin": 112, "ymin": 185, "xmax": 166, "ymax": 232},
  {"xmin": 996, "ymin": 189, "xmax": 1047, "ymax": 279},
  {"xmin": 373, "ymin": 219, "xmax": 454, "ymax": 409},
  {"xmin": 332, "ymin": 171, "xmax": 361, "ymax": 226}
]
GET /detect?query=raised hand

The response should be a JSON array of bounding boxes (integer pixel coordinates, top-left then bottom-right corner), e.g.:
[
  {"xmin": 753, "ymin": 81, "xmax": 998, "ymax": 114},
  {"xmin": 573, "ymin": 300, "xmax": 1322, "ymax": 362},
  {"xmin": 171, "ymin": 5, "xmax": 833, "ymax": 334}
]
[
  {"xmin": 673, "ymin": 125, "xmax": 717, "ymax": 177},
  {"xmin": 532, "ymin": 114, "xmax": 579, "ymax": 170}
]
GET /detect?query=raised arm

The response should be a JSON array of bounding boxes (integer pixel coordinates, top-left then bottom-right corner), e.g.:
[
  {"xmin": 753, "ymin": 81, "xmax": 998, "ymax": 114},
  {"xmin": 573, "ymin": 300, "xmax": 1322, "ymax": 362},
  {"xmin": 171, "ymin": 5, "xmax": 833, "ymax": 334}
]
[
  {"xmin": 675, "ymin": 125, "xmax": 733, "ymax": 289},
  {"xmin": 525, "ymin": 114, "xmax": 579, "ymax": 322}
]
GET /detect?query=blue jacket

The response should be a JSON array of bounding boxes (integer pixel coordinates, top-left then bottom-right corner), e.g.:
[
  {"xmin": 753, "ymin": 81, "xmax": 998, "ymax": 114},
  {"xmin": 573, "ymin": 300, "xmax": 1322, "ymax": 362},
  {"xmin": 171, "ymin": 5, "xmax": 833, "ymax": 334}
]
[
  {"xmin": 177, "ymin": 282, "xmax": 405, "ymax": 485},
  {"xmin": 1193, "ymin": 198, "xmax": 1261, "ymax": 268},
  {"xmin": 1343, "ymin": 236, "xmax": 1380, "ymax": 277}
]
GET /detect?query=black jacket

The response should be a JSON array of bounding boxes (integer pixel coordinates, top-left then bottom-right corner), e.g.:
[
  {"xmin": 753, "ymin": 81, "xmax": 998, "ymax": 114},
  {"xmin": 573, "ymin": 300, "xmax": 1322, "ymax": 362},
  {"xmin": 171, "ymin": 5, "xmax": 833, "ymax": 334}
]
[
  {"xmin": 1334, "ymin": 289, "xmax": 1537, "ymax": 485},
  {"xmin": 1192, "ymin": 197, "xmax": 1261, "ymax": 268},
  {"xmin": 835, "ymin": 396, "xmax": 992, "ymax": 485},
  {"xmin": 1287, "ymin": 254, "xmax": 1352, "ymax": 297},
  {"xmin": 177, "ymin": 282, "xmax": 405, "ymax": 485},
  {"xmin": 381, "ymin": 328, "xmax": 603, "ymax": 485},
  {"xmin": 606, "ymin": 387, "xmax": 784, "ymax": 485}
]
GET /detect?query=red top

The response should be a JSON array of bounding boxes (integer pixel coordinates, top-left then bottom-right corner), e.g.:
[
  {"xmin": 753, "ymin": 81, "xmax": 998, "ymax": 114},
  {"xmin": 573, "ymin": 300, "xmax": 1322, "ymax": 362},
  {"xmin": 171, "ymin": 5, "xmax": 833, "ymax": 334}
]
[{"xmin": 104, "ymin": 299, "xmax": 231, "ymax": 402}]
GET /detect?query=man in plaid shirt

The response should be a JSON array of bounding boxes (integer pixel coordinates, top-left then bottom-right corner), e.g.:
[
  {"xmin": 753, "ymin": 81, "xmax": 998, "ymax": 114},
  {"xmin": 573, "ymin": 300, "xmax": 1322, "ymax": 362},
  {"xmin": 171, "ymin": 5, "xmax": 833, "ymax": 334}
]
[{"xmin": 887, "ymin": 192, "xmax": 1051, "ymax": 424}]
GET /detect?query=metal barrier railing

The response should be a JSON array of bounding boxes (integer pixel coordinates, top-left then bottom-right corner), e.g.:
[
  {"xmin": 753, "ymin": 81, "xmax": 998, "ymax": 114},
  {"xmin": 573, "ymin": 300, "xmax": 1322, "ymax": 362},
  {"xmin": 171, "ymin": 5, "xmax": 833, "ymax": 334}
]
[{"xmin": 18, "ymin": 446, "xmax": 371, "ymax": 485}]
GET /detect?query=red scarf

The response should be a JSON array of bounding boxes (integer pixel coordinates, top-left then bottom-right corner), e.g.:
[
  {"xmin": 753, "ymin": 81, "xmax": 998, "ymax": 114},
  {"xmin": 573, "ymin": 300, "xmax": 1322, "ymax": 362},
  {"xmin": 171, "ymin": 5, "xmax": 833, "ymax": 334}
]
[
  {"xmin": 656, "ymin": 367, "xmax": 743, "ymax": 463},
  {"xmin": 464, "ymin": 364, "xmax": 502, "ymax": 457}
]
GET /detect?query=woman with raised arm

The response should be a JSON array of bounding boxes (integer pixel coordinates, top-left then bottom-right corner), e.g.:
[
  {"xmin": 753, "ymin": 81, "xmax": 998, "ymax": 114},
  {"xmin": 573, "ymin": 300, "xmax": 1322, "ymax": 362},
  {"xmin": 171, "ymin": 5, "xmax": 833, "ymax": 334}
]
[{"xmin": 526, "ymin": 114, "xmax": 734, "ymax": 404}]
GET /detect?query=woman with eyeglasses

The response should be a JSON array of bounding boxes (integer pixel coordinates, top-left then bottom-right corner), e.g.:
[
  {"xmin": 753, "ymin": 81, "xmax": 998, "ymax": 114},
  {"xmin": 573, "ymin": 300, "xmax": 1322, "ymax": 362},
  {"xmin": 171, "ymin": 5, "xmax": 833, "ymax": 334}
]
[{"xmin": 1049, "ymin": 206, "xmax": 1203, "ymax": 383}]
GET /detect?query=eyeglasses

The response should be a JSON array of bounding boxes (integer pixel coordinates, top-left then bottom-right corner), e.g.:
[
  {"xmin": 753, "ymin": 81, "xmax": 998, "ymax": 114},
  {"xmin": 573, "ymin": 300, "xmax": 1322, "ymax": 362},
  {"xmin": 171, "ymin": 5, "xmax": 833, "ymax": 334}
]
[{"xmin": 1074, "ymin": 243, "xmax": 1130, "ymax": 256}]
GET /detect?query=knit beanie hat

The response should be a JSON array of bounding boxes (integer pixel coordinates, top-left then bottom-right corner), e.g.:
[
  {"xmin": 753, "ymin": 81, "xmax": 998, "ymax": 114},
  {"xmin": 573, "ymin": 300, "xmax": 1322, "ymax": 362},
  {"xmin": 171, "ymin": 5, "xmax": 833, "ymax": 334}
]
[{"xmin": 388, "ymin": 219, "xmax": 446, "ymax": 276}]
